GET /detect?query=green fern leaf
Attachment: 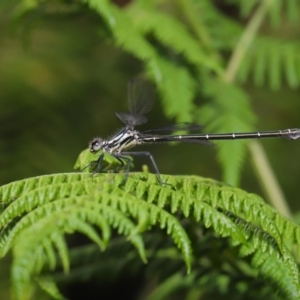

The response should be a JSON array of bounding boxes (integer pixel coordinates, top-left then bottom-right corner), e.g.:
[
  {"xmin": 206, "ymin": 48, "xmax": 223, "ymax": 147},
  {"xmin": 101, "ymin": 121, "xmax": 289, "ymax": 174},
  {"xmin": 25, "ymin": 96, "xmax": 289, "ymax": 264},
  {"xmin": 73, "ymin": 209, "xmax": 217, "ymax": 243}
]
[
  {"xmin": 41, "ymin": 239, "xmax": 57, "ymax": 271},
  {"xmin": 155, "ymin": 60, "xmax": 196, "ymax": 122},
  {"xmin": 238, "ymin": 37, "xmax": 300, "ymax": 90},
  {"xmin": 84, "ymin": 0, "xmax": 223, "ymax": 124},
  {"xmin": 73, "ymin": 148, "xmax": 123, "ymax": 172},
  {"xmin": 2, "ymin": 171, "xmax": 300, "ymax": 299},
  {"xmin": 49, "ymin": 229, "xmax": 70, "ymax": 272},
  {"xmin": 197, "ymin": 78, "xmax": 256, "ymax": 185},
  {"xmin": 252, "ymin": 247, "xmax": 300, "ymax": 299},
  {"xmin": 36, "ymin": 276, "xmax": 67, "ymax": 300},
  {"xmin": 228, "ymin": 0, "xmax": 299, "ymax": 25},
  {"xmin": 128, "ymin": 4, "xmax": 221, "ymax": 73}
]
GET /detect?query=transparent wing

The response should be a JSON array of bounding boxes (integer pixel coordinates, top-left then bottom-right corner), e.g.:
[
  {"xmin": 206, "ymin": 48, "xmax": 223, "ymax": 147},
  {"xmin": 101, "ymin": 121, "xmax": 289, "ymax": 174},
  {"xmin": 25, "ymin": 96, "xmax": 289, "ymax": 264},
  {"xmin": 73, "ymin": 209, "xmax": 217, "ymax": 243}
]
[
  {"xmin": 142, "ymin": 123, "xmax": 204, "ymax": 133},
  {"xmin": 127, "ymin": 78, "xmax": 155, "ymax": 116},
  {"xmin": 116, "ymin": 78, "xmax": 155, "ymax": 127},
  {"xmin": 115, "ymin": 112, "xmax": 148, "ymax": 126}
]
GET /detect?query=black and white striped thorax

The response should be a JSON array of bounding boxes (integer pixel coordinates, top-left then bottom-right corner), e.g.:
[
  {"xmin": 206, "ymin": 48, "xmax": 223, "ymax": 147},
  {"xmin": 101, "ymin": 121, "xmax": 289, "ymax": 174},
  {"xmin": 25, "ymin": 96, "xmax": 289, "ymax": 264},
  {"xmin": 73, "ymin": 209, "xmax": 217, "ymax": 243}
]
[{"xmin": 90, "ymin": 127, "xmax": 142, "ymax": 155}]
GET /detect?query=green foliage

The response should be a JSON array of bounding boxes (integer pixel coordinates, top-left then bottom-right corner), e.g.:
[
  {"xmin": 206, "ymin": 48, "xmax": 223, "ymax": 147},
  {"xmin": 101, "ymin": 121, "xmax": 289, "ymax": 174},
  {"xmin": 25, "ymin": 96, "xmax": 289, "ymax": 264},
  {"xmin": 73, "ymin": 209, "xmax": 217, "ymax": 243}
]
[
  {"xmin": 76, "ymin": 0, "xmax": 300, "ymax": 186},
  {"xmin": 197, "ymin": 79, "xmax": 256, "ymax": 185},
  {"xmin": 4, "ymin": 0, "xmax": 300, "ymax": 187},
  {"xmin": 1, "ymin": 168, "xmax": 300, "ymax": 299},
  {"xmin": 2, "ymin": 0, "xmax": 300, "ymax": 299},
  {"xmin": 238, "ymin": 37, "xmax": 300, "ymax": 90}
]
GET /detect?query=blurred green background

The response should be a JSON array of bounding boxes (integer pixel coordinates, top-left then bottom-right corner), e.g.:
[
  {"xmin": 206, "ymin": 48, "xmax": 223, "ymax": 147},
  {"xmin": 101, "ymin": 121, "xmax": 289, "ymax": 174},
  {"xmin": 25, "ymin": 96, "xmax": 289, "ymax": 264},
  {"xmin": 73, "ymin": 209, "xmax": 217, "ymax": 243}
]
[
  {"xmin": 1, "ymin": 1, "xmax": 300, "ymax": 207},
  {"xmin": 1, "ymin": 0, "xmax": 300, "ymax": 297}
]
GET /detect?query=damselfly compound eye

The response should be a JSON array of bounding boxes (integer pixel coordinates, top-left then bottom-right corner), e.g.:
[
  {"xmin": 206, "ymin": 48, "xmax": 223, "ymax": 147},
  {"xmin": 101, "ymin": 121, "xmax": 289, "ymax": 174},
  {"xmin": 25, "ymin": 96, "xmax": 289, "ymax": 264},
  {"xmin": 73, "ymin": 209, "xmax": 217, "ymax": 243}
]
[{"xmin": 90, "ymin": 138, "xmax": 103, "ymax": 153}]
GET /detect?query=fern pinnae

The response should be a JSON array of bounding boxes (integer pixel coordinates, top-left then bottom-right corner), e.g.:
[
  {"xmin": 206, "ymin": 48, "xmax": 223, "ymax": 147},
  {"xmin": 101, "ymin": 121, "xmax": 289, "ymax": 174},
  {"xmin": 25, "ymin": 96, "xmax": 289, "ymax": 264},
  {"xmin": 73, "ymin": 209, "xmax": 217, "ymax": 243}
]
[
  {"xmin": 108, "ymin": 188, "xmax": 193, "ymax": 269},
  {"xmin": 156, "ymin": 187, "xmax": 175, "ymax": 209},
  {"xmin": 48, "ymin": 229, "xmax": 70, "ymax": 273},
  {"xmin": 81, "ymin": 194, "xmax": 148, "ymax": 261},
  {"xmin": 131, "ymin": 181, "xmax": 247, "ymax": 256},
  {"xmin": 144, "ymin": 184, "xmax": 161, "ymax": 204},
  {"xmin": 154, "ymin": 60, "xmax": 195, "ymax": 122},
  {"xmin": 63, "ymin": 216, "xmax": 107, "ymax": 249},
  {"xmin": 86, "ymin": 0, "xmax": 161, "ymax": 72},
  {"xmin": 129, "ymin": 7, "xmax": 221, "ymax": 74},
  {"xmin": 268, "ymin": 43, "xmax": 282, "ymax": 90},
  {"xmin": 14, "ymin": 229, "xmax": 71, "ymax": 300},
  {"xmin": 34, "ymin": 244, "xmax": 48, "ymax": 275},
  {"xmin": 253, "ymin": 43, "xmax": 267, "ymax": 86},
  {"xmin": 132, "ymin": 205, "xmax": 151, "ymax": 236},
  {"xmin": 0, "ymin": 173, "xmax": 92, "ymax": 204},
  {"xmin": 239, "ymin": 202, "xmax": 285, "ymax": 253},
  {"xmin": 258, "ymin": 214, "xmax": 283, "ymax": 250},
  {"xmin": 197, "ymin": 80, "xmax": 256, "ymax": 185},
  {"xmin": 239, "ymin": 37, "xmax": 300, "ymax": 90},
  {"xmin": 141, "ymin": 202, "xmax": 192, "ymax": 272},
  {"xmin": 36, "ymin": 276, "xmax": 67, "ymax": 300},
  {"xmin": 218, "ymin": 192, "xmax": 283, "ymax": 250},
  {"xmin": 0, "ymin": 181, "xmax": 102, "ymax": 229},
  {"xmin": 281, "ymin": 246, "xmax": 300, "ymax": 295},
  {"xmin": 240, "ymin": 218, "xmax": 280, "ymax": 255},
  {"xmin": 284, "ymin": 46, "xmax": 299, "ymax": 88},
  {"xmin": 169, "ymin": 192, "xmax": 182, "ymax": 214},
  {"xmin": 110, "ymin": 174, "xmax": 300, "ymax": 258},
  {"xmin": 252, "ymin": 246, "xmax": 300, "ymax": 299},
  {"xmin": 80, "ymin": 207, "xmax": 111, "ymax": 245},
  {"xmin": 12, "ymin": 228, "xmax": 68, "ymax": 300},
  {"xmin": 91, "ymin": 203, "xmax": 148, "ymax": 262},
  {"xmin": 116, "ymin": 176, "xmax": 248, "ymax": 247},
  {"xmin": 181, "ymin": 177, "xmax": 220, "ymax": 200},
  {"xmin": 11, "ymin": 206, "xmax": 116, "ymax": 295},
  {"xmin": 201, "ymin": 203, "xmax": 246, "ymax": 243},
  {"xmin": 1, "ymin": 196, "xmax": 102, "ymax": 256},
  {"xmin": 41, "ymin": 238, "xmax": 57, "ymax": 271},
  {"xmin": 174, "ymin": 177, "xmax": 291, "ymax": 254}
]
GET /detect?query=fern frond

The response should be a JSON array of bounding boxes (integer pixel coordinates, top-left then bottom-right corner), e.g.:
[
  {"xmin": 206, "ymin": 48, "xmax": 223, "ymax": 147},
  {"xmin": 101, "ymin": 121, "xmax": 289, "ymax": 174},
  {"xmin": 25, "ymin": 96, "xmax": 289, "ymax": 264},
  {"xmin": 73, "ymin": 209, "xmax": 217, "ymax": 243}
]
[
  {"xmin": 122, "ymin": 173, "xmax": 300, "ymax": 262},
  {"xmin": 252, "ymin": 247, "xmax": 300, "ymax": 299},
  {"xmin": 87, "ymin": 0, "xmax": 195, "ymax": 123},
  {"xmin": 192, "ymin": 0, "xmax": 243, "ymax": 51},
  {"xmin": 1, "ymin": 172, "xmax": 300, "ymax": 299},
  {"xmin": 0, "ymin": 173, "xmax": 92, "ymax": 206},
  {"xmin": 127, "ymin": 3, "xmax": 221, "ymax": 73},
  {"xmin": 84, "ymin": 0, "xmax": 223, "ymax": 124},
  {"xmin": 197, "ymin": 78, "xmax": 256, "ymax": 185},
  {"xmin": 226, "ymin": 0, "xmax": 300, "ymax": 25},
  {"xmin": 238, "ymin": 36, "xmax": 300, "ymax": 90},
  {"xmin": 9, "ymin": 201, "xmax": 145, "ymax": 299}
]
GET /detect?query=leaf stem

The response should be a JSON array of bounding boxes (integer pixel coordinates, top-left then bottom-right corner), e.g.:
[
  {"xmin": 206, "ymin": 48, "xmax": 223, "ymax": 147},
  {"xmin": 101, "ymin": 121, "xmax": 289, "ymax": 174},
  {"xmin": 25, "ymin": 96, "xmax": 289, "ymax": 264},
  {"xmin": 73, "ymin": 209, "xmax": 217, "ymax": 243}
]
[
  {"xmin": 225, "ymin": 0, "xmax": 272, "ymax": 82},
  {"xmin": 224, "ymin": 0, "xmax": 292, "ymax": 218},
  {"xmin": 248, "ymin": 141, "xmax": 292, "ymax": 218}
]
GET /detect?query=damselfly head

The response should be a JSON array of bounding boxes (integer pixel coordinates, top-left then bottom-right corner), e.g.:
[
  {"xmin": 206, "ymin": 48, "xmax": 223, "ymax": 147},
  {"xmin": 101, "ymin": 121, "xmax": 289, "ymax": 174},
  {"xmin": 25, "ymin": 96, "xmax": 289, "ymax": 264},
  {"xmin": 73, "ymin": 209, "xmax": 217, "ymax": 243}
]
[{"xmin": 90, "ymin": 137, "xmax": 103, "ymax": 153}]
